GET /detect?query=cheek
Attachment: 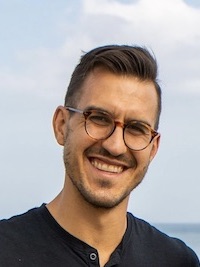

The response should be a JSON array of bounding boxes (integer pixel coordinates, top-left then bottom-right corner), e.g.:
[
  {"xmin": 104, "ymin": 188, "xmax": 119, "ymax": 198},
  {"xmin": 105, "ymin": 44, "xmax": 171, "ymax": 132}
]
[
  {"xmin": 65, "ymin": 124, "xmax": 96, "ymax": 157},
  {"xmin": 133, "ymin": 149, "xmax": 152, "ymax": 167}
]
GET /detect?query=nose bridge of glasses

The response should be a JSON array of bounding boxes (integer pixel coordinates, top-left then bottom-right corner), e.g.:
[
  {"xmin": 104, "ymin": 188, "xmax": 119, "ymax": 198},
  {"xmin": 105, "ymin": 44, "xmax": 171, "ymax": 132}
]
[
  {"xmin": 114, "ymin": 120, "xmax": 126, "ymax": 129},
  {"xmin": 110, "ymin": 120, "xmax": 126, "ymax": 141},
  {"xmin": 109, "ymin": 120, "xmax": 127, "ymax": 140},
  {"xmin": 108, "ymin": 120, "xmax": 126, "ymax": 138},
  {"xmin": 104, "ymin": 120, "xmax": 128, "ymax": 153}
]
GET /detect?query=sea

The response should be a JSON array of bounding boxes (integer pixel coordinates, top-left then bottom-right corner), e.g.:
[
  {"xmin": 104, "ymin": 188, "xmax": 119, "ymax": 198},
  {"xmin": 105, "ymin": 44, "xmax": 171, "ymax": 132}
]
[{"xmin": 154, "ymin": 223, "xmax": 200, "ymax": 259}]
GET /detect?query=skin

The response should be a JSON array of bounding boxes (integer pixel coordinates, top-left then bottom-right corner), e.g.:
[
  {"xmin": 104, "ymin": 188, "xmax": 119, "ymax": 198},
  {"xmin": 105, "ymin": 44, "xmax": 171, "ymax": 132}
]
[{"xmin": 47, "ymin": 68, "xmax": 160, "ymax": 266}]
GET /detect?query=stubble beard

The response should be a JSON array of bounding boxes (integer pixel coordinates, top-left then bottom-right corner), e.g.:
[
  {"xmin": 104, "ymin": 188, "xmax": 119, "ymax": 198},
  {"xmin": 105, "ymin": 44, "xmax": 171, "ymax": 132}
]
[
  {"xmin": 69, "ymin": 169, "xmax": 148, "ymax": 209},
  {"xmin": 63, "ymin": 144, "xmax": 149, "ymax": 210}
]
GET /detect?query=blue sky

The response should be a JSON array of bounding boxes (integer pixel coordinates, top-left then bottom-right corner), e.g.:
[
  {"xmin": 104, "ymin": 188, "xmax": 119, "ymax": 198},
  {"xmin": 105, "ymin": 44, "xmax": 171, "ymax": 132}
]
[{"xmin": 1, "ymin": 0, "xmax": 200, "ymax": 223}]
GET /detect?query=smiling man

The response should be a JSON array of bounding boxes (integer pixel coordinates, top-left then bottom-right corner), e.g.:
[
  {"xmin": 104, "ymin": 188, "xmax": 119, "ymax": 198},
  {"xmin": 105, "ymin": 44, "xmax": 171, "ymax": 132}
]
[{"xmin": 0, "ymin": 45, "xmax": 199, "ymax": 266}]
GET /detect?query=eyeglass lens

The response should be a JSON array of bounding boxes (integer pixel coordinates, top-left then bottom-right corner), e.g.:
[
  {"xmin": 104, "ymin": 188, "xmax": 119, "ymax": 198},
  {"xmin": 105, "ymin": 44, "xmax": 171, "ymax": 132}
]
[{"xmin": 84, "ymin": 110, "xmax": 154, "ymax": 151}]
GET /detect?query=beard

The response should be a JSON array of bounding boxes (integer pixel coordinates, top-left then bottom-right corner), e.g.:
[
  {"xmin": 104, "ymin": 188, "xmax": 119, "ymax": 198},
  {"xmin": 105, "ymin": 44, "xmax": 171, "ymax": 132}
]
[
  {"xmin": 63, "ymin": 132, "xmax": 149, "ymax": 209},
  {"xmin": 68, "ymin": 168, "xmax": 148, "ymax": 209}
]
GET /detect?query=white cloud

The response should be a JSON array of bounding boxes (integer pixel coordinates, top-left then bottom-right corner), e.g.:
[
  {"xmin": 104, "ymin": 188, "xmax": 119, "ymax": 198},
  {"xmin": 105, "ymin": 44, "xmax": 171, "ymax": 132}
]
[
  {"xmin": 84, "ymin": 0, "xmax": 200, "ymax": 41},
  {"xmin": 81, "ymin": 0, "xmax": 200, "ymax": 94},
  {"xmin": 1, "ymin": 0, "xmax": 200, "ymax": 98},
  {"xmin": 82, "ymin": 0, "xmax": 200, "ymax": 47}
]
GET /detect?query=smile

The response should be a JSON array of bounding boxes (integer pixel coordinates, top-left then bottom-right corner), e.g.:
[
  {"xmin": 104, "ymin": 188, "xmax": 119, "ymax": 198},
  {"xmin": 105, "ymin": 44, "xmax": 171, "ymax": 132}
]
[{"xmin": 91, "ymin": 159, "xmax": 124, "ymax": 173}]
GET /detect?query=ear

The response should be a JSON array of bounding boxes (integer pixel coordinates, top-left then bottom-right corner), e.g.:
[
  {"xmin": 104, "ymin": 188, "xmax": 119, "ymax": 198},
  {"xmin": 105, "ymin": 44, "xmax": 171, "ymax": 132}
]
[
  {"xmin": 53, "ymin": 106, "xmax": 68, "ymax": 146},
  {"xmin": 149, "ymin": 134, "xmax": 161, "ymax": 162}
]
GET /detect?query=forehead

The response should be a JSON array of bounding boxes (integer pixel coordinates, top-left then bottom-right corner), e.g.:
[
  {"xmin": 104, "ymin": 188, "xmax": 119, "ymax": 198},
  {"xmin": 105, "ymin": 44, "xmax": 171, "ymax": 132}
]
[{"xmin": 78, "ymin": 68, "xmax": 158, "ymax": 124}]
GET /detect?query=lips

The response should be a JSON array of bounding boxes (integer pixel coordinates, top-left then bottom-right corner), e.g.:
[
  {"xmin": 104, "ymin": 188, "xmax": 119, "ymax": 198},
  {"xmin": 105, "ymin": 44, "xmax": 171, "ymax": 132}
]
[{"xmin": 90, "ymin": 158, "xmax": 124, "ymax": 173}]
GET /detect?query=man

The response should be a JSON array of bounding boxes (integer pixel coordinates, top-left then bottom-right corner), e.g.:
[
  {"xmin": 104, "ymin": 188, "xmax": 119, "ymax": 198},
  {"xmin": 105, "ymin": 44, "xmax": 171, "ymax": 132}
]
[{"xmin": 0, "ymin": 45, "xmax": 199, "ymax": 266}]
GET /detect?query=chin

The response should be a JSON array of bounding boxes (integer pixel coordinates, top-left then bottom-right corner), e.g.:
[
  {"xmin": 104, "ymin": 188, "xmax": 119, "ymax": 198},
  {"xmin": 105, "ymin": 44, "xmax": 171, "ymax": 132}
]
[{"xmin": 80, "ymin": 188, "xmax": 130, "ymax": 209}]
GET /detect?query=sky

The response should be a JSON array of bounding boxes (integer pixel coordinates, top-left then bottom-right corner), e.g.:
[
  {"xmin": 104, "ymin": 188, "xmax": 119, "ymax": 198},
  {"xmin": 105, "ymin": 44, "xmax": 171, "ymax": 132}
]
[{"xmin": 0, "ymin": 0, "xmax": 200, "ymax": 223}]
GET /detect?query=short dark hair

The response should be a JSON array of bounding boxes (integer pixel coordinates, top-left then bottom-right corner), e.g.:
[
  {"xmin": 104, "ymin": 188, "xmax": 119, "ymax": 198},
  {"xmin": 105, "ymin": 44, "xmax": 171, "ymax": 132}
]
[{"xmin": 64, "ymin": 45, "xmax": 161, "ymax": 129}]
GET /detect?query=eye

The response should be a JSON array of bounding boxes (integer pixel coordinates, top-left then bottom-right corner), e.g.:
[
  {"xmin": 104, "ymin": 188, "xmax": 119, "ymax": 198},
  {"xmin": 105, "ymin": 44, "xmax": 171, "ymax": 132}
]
[
  {"xmin": 126, "ymin": 122, "xmax": 150, "ymax": 136},
  {"xmin": 88, "ymin": 112, "xmax": 112, "ymax": 126}
]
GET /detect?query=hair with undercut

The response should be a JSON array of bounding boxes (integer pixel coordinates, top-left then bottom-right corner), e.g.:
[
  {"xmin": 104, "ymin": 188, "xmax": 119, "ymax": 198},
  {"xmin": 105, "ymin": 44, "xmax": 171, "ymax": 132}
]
[{"xmin": 64, "ymin": 45, "xmax": 162, "ymax": 130}]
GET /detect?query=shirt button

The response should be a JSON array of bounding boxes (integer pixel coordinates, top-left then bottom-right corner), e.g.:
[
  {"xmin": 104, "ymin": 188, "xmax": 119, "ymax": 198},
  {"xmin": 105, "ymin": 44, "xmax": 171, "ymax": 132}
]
[{"xmin": 89, "ymin": 252, "xmax": 97, "ymax": 261}]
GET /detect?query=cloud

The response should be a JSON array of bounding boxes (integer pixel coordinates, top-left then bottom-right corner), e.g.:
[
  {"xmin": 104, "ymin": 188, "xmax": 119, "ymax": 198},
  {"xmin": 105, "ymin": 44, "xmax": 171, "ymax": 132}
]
[
  {"xmin": 80, "ymin": 0, "xmax": 200, "ymax": 94},
  {"xmin": 1, "ymin": 0, "xmax": 200, "ymax": 98},
  {"xmin": 83, "ymin": 0, "xmax": 200, "ymax": 42}
]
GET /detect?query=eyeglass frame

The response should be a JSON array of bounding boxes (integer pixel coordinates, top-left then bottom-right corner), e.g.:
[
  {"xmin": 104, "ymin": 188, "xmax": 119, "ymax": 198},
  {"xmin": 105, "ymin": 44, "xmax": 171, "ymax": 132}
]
[{"xmin": 65, "ymin": 106, "xmax": 159, "ymax": 151}]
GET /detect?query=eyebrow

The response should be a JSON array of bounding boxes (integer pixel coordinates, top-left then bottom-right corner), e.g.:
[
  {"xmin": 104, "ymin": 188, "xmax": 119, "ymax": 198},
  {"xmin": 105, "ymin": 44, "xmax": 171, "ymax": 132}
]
[
  {"xmin": 84, "ymin": 105, "xmax": 108, "ymax": 113},
  {"xmin": 83, "ymin": 105, "xmax": 152, "ymax": 127}
]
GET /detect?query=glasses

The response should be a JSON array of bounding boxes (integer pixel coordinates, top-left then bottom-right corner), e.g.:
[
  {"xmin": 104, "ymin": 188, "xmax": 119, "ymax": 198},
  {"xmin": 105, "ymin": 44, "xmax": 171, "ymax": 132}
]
[{"xmin": 65, "ymin": 106, "xmax": 159, "ymax": 151}]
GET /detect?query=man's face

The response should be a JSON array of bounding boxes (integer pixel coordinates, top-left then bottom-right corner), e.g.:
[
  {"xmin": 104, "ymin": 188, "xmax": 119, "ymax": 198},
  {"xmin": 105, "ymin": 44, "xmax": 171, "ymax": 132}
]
[{"xmin": 55, "ymin": 68, "xmax": 160, "ymax": 209}]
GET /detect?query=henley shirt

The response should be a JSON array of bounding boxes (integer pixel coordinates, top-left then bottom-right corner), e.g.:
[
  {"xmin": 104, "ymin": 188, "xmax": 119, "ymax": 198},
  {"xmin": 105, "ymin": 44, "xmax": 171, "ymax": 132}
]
[{"xmin": 0, "ymin": 204, "xmax": 199, "ymax": 266}]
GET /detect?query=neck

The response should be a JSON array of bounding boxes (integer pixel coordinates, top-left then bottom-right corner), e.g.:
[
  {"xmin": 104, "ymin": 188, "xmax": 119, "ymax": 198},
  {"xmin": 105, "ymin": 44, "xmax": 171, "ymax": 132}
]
[{"xmin": 47, "ymin": 179, "xmax": 129, "ymax": 265}]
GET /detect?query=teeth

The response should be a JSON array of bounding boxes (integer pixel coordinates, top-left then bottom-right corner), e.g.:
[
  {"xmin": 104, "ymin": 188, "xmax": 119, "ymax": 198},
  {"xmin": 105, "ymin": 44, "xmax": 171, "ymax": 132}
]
[{"xmin": 91, "ymin": 160, "xmax": 123, "ymax": 173}]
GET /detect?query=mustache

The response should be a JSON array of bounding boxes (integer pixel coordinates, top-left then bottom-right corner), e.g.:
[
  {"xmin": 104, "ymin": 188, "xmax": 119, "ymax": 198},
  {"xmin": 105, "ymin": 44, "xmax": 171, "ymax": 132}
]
[{"xmin": 85, "ymin": 147, "xmax": 136, "ymax": 167}]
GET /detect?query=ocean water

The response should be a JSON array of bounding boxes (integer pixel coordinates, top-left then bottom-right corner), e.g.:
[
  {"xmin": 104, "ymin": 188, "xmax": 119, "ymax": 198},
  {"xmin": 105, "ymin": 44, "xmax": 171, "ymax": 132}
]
[{"xmin": 154, "ymin": 223, "xmax": 200, "ymax": 259}]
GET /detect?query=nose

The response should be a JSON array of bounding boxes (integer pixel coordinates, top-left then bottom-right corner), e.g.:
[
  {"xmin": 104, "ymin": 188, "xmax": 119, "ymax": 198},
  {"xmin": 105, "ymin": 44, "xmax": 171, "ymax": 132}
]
[{"xmin": 101, "ymin": 125, "xmax": 127, "ymax": 156}]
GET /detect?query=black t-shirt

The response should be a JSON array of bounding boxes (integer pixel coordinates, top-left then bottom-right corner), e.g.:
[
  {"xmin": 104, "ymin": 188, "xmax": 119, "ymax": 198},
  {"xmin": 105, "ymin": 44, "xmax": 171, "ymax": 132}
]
[{"xmin": 0, "ymin": 204, "xmax": 199, "ymax": 266}]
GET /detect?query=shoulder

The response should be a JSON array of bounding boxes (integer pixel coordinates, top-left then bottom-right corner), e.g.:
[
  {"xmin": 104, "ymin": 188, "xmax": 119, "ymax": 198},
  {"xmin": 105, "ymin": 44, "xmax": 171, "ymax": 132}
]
[
  {"xmin": 0, "ymin": 204, "xmax": 61, "ymax": 266},
  {"xmin": 127, "ymin": 213, "xmax": 200, "ymax": 266},
  {"xmin": 0, "ymin": 205, "xmax": 42, "ymax": 224},
  {"xmin": 0, "ymin": 205, "xmax": 44, "ymax": 240},
  {"xmin": 128, "ymin": 212, "xmax": 185, "ymax": 246}
]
